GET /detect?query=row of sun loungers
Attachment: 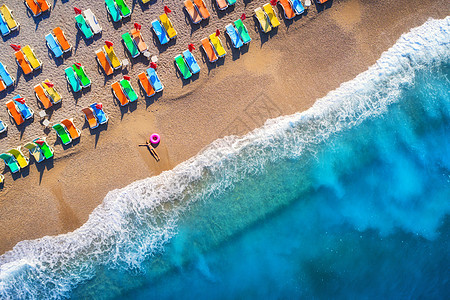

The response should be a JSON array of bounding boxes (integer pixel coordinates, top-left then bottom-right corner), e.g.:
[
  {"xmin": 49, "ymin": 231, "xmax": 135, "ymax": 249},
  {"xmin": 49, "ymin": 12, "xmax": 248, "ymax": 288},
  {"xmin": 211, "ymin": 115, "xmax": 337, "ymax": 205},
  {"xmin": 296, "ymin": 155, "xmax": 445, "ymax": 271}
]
[
  {"xmin": 14, "ymin": 45, "xmax": 42, "ymax": 76},
  {"xmin": 65, "ymin": 63, "xmax": 91, "ymax": 93},
  {"xmin": 45, "ymin": 27, "xmax": 72, "ymax": 58},
  {"xmin": 24, "ymin": 0, "xmax": 51, "ymax": 17},
  {"xmin": 53, "ymin": 119, "xmax": 80, "ymax": 145},
  {"xmin": 0, "ymin": 5, "xmax": 19, "ymax": 36},
  {"xmin": 152, "ymin": 13, "xmax": 177, "ymax": 45},
  {"xmin": 1, "ymin": 138, "xmax": 54, "ymax": 173},
  {"xmin": 34, "ymin": 80, "xmax": 62, "ymax": 109},
  {"xmin": 82, "ymin": 103, "xmax": 108, "ymax": 129},
  {"xmin": 96, "ymin": 43, "xmax": 122, "ymax": 76},
  {"xmin": 175, "ymin": 50, "xmax": 201, "ymax": 80},
  {"xmin": 105, "ymin": 0, "xmax": 131, "ymax": 22},
  {"xmin": 184, "ymin": 0, "xmax": 210, "ymax": 24},
  {"xmin": 6, "ymin": 95, "xmax": 34, "ymax": 126}
]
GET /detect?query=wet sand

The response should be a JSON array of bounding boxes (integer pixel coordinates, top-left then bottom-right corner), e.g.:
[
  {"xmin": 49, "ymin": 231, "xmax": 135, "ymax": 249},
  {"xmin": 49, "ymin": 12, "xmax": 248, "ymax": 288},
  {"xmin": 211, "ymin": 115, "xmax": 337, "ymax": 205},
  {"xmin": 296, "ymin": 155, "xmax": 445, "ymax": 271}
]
[{"xmin": 0, "ymin": 0, "xmax": 448, "ymax": 254}]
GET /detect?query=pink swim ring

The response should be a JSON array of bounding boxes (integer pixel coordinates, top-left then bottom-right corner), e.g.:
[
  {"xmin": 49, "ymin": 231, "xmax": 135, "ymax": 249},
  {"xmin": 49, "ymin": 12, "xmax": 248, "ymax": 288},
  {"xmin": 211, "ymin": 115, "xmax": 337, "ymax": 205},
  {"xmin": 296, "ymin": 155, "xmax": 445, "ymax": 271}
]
[{"xmin": 150, "ymin": 133, "xmax": 160, "ymax": 145}]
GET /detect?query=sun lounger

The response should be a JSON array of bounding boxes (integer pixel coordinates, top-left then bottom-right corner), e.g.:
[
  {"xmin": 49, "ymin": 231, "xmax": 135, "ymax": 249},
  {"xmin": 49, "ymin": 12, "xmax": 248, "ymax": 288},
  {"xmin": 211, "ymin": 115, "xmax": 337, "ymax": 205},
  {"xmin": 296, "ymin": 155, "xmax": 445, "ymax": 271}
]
[
  {"xmin": 209, "ymin": 33, "xmax": 226, "ymax": 58},
  {"xmin": 81, "ymin": 107, "xmax": 98, "ymax": 129},
  {"xmin": 53, "ymin": 27, "xmax": 72, "ymax": 52},
  {"xmin": 22, "ymin": 45, "xmax": 42, "ymax": 70},
  {"xmin": 131, "ymin": 28, "xmax": 148, "ymax": 53},
  {"xmin": 254, "ymin": 7, "xmax": 271, "ymax": 33},
  {"xmin": 201, "ymin": 38, "xmax": 218, "ymax": 63},
  {"xmin": 35, "ymin": 0, "xmax": 51, "ymax": 13},
  {"xmin": 52, "ymin": 123, "xmax": 72, "ymax": 145},
  {"xmin": 137, "ymin": 72, "xmax": 155, "ymax": 97},
  {"xmin": 72, "ymin": 64, "xmax": 91, "ymax": 88},
  {"xmin": 111, "ymin": 81, "xmax": 129, "ymax": 106},
  {"xmin": 13, "ymin": 95, "xmax": 34, "ymax": 119},
  {"xmin": 234, "ymin": 19, "xmax": 251, "ymax": 44},
  {"xmin": 90, "ymin": 103, "xmax": 108, "ymax": 124},
  {"xmin": 115, "ymin": 0, "xmax": 131, "ymax": 18},
  {"xmin": 0, "ymin": 79, "xmax": 5, "ymax": 92},
  {"xmin": 105, "ymin": 0, "xmax": 122, "ymax": 22},
  {"xmin": 263, "ymin": 3, "xmax": 280, "ymax": 28},
  {"xmin": 8, "ymin": 148, "xmax": 29, "ymax": 168},
  {"xmin": 65, "ymin": 67, "xmax": 81, "ymax": 93},
  {"xmin": 15, "ymin": 51, "xmax": 33, "ymax": 75},
  {"xmin": 159, "ymin": 13, "xmax": 177, "ymax": 39},
  {"xmin": 120, "ymin": 79, "xmax": 138, "ymax": 102},
  {"xmin": 24, "ymin": 142, "xmax": 45, "ymax": 163},
  {"xmin": 0, "ymin": 62, "xmax": 15, "ymax": 87},
  {"xmin": 5, "ymin": 100, "xmax": 24, "ymax": 125},
  {"xmin": 215, "ymin": 0, "xmax": 228, "ymax": 10},
  {"xmin": 225, "ymin": 24, "xmax": 244, "ymax": 48},
  {"xmin": 194, "ymin": 0, "xmax": 210, "ymax": 19},
  {"xmin": 24, "ymin": 0, "xmax": 42, "ymax": 17},
  {"xmin": 0, "ymin": 13, "xmax": 10, "ymax": 36},
  {"xmin": 290, "ymin": 0, "xmax": 305, "ymax": 14},
  {"xmin": 33, "ymin": 84, "xmax": 52, "ymax": 109},
  {"xmin": 0, "ymin": 153, "xmax": 20, "ymax": 173},
  {"xmin": 84, "ymin": 9, "xmax": 102, "ymax": 34},
  {"xmin": 122, "ymin": 32, "xmax": 139, "ymax": 58},
  {"xmin": 182, "ymin": 50, "xmax": 201, "ymax": 74},
  {"xmin": 146, "ymin": 68, "xmax": 164, "ymax": 92},
  {"xmin": 151, "ymin": 20, "xmax": 169, "ymax": 45},
  {"xmin": 0, "ymin": 5, "xmax": 19, "ymax": 31},
  {"xmin": 278, "ymin": 0, "xmax": 295, "ymax": 19},
  {"xmin": 42, "ymin": 79, "xmax": 62, "ymax": 104},
  {"xmin": 96, "ymin": 49, "xmax": 113, "ymax": 76},
  {"xmin": 227, "ymin": 0, "xmax": 237, "ymax": 4},
  {"xmin": 75, "ymin": 14, "xmax": 93, "ymax": 39},
  {"xmin": 61, "ymin": 118, "xmax": 81, "ymax": 139},
  {"xmin": 103, "ymin": 45, "xmax": 122, "ymax": 69},
  {"xmin": 174, "ymin": 55, "xmax": 192, "ymax": 80},
  {"xmin": 34, "ymin": 137, "xmax": 54, "ymax": 159},
  {"xmin": 0, "ymin": 120, "xmax": 7, "ymax": 133},
  {"xmin": 184, "ymin": 0, "xmax": 202, "ymax": 24},
  {"xmin": 45, "ymin": 33, "xmax": 63, "ymax": 58}
]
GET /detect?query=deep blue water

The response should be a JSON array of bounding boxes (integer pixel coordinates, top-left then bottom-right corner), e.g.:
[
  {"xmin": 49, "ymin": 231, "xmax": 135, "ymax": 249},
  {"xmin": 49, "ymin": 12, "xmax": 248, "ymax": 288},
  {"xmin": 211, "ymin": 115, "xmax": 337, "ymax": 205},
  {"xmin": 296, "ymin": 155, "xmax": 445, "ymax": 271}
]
[{"xmin": 0, "ymin": 17, "xmax": 449, "ymax": 300}]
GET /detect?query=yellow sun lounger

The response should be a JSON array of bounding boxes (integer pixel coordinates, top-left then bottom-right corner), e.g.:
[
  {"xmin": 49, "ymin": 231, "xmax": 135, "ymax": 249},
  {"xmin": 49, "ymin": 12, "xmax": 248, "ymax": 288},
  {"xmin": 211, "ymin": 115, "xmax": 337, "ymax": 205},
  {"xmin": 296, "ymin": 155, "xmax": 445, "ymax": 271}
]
[
  {"xmin": 209, "ymin": 33, "xmax": 226, "ymax": 58},
  {"xmin": 159, "ymin": 13, "xmax": 177, "ymax": 39},
  {"xmin": 8, "ymin": 148, "xmax": 29, "ymax": 168},
  {"xmin": 42, "ymin": 79, "xmax": 62, "ymax": 104},
  {"xmin": 263, "ymin": 3, "xmax": 280, "ymax": 28},
  {"xmin": 103, "ymin": 45, "xmax": 122, "ymax": 70},
  {"xmin": 254, "ymin": 7, "xmax": 271, "ymax": 33},
  {"xmin": 0, "ymin": 5, "xmax": 19, "ymax": 30},
  {"xmin": 22, "ymin": 45, "xmax": 42, "ymax": 70}
]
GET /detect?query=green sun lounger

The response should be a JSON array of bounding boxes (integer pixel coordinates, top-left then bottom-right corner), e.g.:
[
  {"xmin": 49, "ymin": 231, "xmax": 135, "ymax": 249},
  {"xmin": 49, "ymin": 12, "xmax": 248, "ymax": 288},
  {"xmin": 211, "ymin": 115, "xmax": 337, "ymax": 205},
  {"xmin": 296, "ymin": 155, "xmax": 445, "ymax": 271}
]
[
  {"xmin": 0, "ymin": 153, "xmax": 20, "ymax": 173},
  {"xmin": 174, "ymin": 55, "xmax": 192, "ymax": 79},
  {"xmin": 105, "ymin": 0, "xmax": 122, "ymax": 22},
  {"xmin": 115, "ymin": 0, "xmax": 131, "ymax": 18},
  {"xmin": 52, "ymin": 123, "xmax": 72, "ymax": 145},
  {"xmin": 234, "ymin": 19, "xmax": 251, "ymax": 44},
  {"xmin": 120, "ymin": 79, "xmax": 138, "ymax": 102},
  {"xmin": 72, "ymin": 64, "xmax": 91, "ymax": 88},
  {"xmin": 75, "ymin": 14, "xmax": 93, "ymax": 39},
  {"xmin": 122, "ymin": 32, "xmax": 139, "ymax": 58},
  {"xmin": 34, "ymin": 138, "xmax": 54, "ymax": 159},
  {"xmin": 65, "ymin": 67, "xmax": 82, "ymax": 92}
]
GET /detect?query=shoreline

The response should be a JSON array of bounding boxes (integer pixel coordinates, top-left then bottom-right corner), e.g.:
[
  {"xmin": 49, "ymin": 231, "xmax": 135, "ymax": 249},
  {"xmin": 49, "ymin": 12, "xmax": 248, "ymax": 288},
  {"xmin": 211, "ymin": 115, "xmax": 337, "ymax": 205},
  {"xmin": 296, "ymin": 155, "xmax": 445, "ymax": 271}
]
[{"xmin": 0, "ymin": 0, "xmax": 448, "ymax": 254}]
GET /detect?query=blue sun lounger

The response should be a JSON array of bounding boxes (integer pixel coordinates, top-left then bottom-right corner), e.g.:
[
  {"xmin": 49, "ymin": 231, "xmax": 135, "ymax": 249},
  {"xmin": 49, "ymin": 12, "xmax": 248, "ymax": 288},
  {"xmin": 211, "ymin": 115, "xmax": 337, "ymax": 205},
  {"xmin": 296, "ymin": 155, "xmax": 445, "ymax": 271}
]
[
  {"xmin": 290, "ymin": 0, "xmax": 305, "ymax": 14},
  {"xmin": 182, "ymin": 50, "xmax": 201, "ymax": 74},
  {"xmin": 45, "ymin": 33, "xmax": 63, "ymax": 58},
  {"xmin": 0, "ymin": 62, "xmax": 14, "ymax": 87},
  {"xmin": 90, "ymin": 103, "xmax": 108, "ymax": 124},
  {"xmin": 0, "ymin": 153, "xmax": 20, "ymax": 173},
  {"xmin": 146, "ymin": 67, "xmax": 164, "ymax": 92},
  {"xmin": 151, "ymin": 19, "xmax": 169, "ymax": 45},
  {"xmin": 225, "ymin": 24, "xmax": 243, "ymax": 48},
  {"xmin": 0, "ymin": 14, "xmax": 10, "ymax": 36},
  {"xmin": 0, "ymin": 120, "xmax": 7, "ymax": 133},
  {"xmin": 13, "ymin": 95, "xmax": 33, "ymax": 120},
  {"xmin": 105, "ymin": 0, "xmax": 122, "ymax": 22}
]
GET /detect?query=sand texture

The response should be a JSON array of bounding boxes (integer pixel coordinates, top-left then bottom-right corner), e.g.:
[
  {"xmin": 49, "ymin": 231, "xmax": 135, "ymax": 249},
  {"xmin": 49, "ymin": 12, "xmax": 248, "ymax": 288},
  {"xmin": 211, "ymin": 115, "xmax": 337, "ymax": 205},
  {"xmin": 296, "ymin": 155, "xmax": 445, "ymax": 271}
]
[{"xmin": 0, "ymin": 0, "xmax": 448, "ymax": 254}]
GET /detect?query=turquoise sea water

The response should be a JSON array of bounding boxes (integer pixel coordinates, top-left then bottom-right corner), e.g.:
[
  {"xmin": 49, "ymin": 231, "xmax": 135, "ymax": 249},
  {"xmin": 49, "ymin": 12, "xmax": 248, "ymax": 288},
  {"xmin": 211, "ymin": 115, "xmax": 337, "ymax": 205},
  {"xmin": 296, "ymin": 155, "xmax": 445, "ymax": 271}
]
[{"xmin": 1, "ymin": 18, "xmax": 449, "ymax": 299}]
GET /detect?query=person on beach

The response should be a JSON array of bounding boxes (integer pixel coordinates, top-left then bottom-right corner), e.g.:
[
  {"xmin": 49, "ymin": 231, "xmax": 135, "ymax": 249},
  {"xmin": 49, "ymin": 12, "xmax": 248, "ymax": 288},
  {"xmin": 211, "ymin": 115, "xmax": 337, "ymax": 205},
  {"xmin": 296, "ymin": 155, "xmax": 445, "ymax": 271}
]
[{"xmin": 139, "ymin": 140, "xmax": 160, "ymax": 162}]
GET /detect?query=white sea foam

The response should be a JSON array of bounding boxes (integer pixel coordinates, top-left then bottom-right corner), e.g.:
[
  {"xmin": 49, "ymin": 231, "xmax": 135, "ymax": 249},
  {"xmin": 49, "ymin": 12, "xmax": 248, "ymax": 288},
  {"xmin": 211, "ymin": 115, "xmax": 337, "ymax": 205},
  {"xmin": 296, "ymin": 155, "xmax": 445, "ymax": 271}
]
[{"xmin": 0, "ymin": 17, "xmax": 449, "ymax": 299}]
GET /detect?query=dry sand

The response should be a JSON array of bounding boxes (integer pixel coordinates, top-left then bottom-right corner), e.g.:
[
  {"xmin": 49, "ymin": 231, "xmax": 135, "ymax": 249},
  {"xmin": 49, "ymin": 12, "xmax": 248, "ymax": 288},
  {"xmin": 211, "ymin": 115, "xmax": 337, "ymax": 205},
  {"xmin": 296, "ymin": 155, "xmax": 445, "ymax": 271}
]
[{"xmin": 0, "ymin": 0, "xmax": 448, "ymax": 254}]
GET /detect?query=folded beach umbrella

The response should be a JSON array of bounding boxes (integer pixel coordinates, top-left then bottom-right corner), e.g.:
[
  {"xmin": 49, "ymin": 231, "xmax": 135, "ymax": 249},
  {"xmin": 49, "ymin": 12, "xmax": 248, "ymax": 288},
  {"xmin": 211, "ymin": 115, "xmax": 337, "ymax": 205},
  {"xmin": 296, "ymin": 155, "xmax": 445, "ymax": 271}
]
[
  {"xmin": 134, "ymin": 22, "xmax": 141, "ymax": 30},
  {"xmin": 10, "ymin": 44, "xmax": 20, "ymax": 51},
  {"xmin": 241, "ymin": 13, "xmax": 246, "ymax": 20},
  {"xmin": 74, "ymin": 7, "xmax": 82, "ymax": 15},
  {"xmin": 188, "ymin": 43, "xmax": 195, "ymax": 51},
  {"xmin": 150, "ymin": 62, "xmax": 157, "ymax": 69},
  {"xmin": 105, "ymin": 40, "xmax": 114, "ymax": 48},
  {"xmin": 164, "ymin": 5, "xmax": 172, "ymax": 14}
]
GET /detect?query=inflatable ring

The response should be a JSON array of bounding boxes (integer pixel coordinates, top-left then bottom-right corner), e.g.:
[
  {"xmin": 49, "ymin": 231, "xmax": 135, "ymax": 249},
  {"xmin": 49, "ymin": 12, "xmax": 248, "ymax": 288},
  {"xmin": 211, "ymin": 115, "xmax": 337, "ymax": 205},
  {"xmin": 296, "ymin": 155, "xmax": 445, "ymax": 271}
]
[{"xmin": 150, "ymin": 133, "xmax": 160, "ymax": 145}]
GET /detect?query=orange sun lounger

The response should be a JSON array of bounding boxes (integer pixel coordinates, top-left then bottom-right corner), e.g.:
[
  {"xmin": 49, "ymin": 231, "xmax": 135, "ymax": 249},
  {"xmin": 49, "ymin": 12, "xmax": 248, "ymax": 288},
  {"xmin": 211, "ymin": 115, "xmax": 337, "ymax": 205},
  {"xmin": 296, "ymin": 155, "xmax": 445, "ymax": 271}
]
[
  {"xmin": 201, "ymin": 37, "xmax": 218, "ymax": 63},
  {"xmin": 138, "ymin": 72, "xmax": 155, "ymax": 97},
  {"xmin": 5, "ymin": 101, "xmax": 24, "ymax": 125},
  {"xmin": 24, "ymin": 0, "xmax": 42, "ymax": 17},
  {"xmin": 15, "ymin": 51, "xmax": 33, "ymax": 75},
  {"xmin": 53, "ymin": 27, "xmax": 72, "ymax": 52},
  {"xmin": 0, "ymin": 80, "xmax": 6, "ymax": 92},
  {"xmin": 95, "ymin": 49, "xmax": 113, "ymax": 76},
  {"xmin": 82, "ymin": 107, "xmax": 98, "ymax": 129},
  {"xmin": 194, "ymin": 0, "xmax": 210, "ymax": 19},
  {"xmin": 61, "ymin": 118, "xmax": 81, "ymax": 139},
  {"xmin": 278, "ymin": 0, "xmax": 295, "ymax": 19},
  {"xmin": 35, "ymin": 0, "xmax": 51, "ymax": 13},
  {"xmin": 111, "ymin": 81, "xmax": 128, "ymax": 106},
  {"xmin": 184, "ymin": 0, "xmax": 202, "ymax": 24},
  {"xmin": 34, "ymin": 84, "xmax": 52, "ymax": 109},
  {"xmin": 131, "ymin": 28, "xmax": 148, "ymax": 52}
]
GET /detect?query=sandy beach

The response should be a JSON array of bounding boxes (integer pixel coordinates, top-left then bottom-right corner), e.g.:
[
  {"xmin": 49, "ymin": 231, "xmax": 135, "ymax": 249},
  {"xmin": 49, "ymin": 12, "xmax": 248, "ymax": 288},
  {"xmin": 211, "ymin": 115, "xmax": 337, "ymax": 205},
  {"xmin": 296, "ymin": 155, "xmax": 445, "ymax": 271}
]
[{"xmin": 0, "ymin": 0, "xmax": 447, "ymax": 254}]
